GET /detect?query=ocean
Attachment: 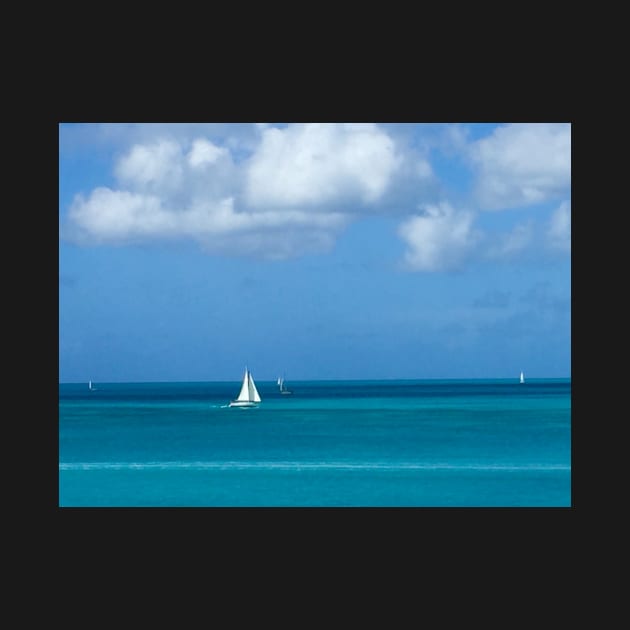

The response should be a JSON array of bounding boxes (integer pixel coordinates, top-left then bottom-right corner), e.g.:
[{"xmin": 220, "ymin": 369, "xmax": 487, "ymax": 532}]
[{"xmin": 58, "ymin": 379, "xmax": 571, "ymax": 507}]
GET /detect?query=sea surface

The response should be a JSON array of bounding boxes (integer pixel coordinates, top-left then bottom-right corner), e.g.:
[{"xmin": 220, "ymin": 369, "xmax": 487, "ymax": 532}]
[{"xmin": 58, "ymin": 379, "xmax": 571, "ymax": 507}]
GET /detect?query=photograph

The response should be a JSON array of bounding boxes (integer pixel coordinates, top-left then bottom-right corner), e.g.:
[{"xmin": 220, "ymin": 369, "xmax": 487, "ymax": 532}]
[{"xmin": 58, "ymin": 122, "xmax": 571, "ymax": 507}]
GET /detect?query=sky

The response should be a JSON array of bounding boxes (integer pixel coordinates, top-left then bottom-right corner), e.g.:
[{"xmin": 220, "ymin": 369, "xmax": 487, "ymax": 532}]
[{"xmin": 59, "ymin": 122, "xmax": 571, "ymax": 382}]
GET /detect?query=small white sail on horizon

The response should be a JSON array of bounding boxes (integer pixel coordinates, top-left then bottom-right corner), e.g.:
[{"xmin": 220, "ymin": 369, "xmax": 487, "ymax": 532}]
[
  {"xmin": 278, "ymin": 374, "xmax": 292, "ymax": 395},
  {"xmin": 229, "ymin": 367, "xmax": 261, "ymax": 407},
  {"xmin": 520, "ymin": 371, "xmax": 525, "ymax": 384}
]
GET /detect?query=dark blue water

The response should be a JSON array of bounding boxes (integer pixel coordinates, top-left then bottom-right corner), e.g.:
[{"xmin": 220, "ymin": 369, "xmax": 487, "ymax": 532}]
[{"xmin": 58, "ymin": 379, "xmax": 571, "ymax": 507}]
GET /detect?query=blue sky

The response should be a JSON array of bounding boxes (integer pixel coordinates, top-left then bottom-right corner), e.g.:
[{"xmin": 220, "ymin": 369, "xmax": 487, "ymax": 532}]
[{"xmin": 59, "ymin": 123, "xmax": 571, "ymax": 382}]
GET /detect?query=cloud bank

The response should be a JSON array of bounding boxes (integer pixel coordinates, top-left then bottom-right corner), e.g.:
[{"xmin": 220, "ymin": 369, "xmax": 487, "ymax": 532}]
[
  {"xmin": 246, "ymin": 123, "xmax": 400, "ymax": 207},
  {"xmin": 61, "ymin": 122, "xmax": 571, "ymax": 268},
  {"xmin": 63, "ymin": 124, "xmax": 411, "ymax": 259}
]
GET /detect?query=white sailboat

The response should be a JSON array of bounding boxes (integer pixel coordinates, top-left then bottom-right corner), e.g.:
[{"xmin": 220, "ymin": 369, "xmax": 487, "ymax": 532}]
[
  {"xmin": 229, "ymin": 367, "xmax": 262, "ymax": 408},
  {"xmin": 88, "ymin": 380, "xmax": 96, "ymax": 391},
  {"xmin": 520, "ymin": 371, "xmax": 525, "ymax": 384},
  {"xmin": 277, "ymin": 375, "xmax": 292, "ymax": 395}
]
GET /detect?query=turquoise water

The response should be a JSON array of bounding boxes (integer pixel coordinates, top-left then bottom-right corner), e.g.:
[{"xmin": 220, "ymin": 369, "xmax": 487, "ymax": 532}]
[{"xmin": 58, "ymin": 379, "xmax": 571, "ymax": 507}]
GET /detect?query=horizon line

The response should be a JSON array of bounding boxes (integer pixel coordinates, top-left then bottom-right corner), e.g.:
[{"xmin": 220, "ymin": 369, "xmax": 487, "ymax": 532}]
[{"xmin": 59, "ymin": 375, "xmax": 571, "ymax": 385}]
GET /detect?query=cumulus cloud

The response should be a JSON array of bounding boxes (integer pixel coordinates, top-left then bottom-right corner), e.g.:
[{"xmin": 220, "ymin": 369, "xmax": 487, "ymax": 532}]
[
  {"xmin": 65, "ymin": 187, "xmax": 349, "ymax": 255},
  {"xmin": 67, "ymin": 188, "xmax": 174, "ymax": 242},
  {"xmin": 398, "ymin": 202, "xmax": 479, "ymax": 272},
  {"xmin": 114, "ymin": 139, "xmax": 185, "ymax": 197},
  {"xmin": 547, "ymin": 200, "xmax": 571, "ymax": 252},
  {"xmin": 245, "ymin": 123, "xmax": 400, "ymax": 208},
  {"xmin": 187, "ymin": 138, "xmax": 228, "ymax": 168},
  {"xmin": 469, "ymin": 123, "xmax": 571, "ymax": 210},
  {"xmin": 60, "ymin": 123, "xmax": 571, "ymax": 267},
  {"xmin": 62, "ymin": 124, "xmax": 412, "ymax": 259}
]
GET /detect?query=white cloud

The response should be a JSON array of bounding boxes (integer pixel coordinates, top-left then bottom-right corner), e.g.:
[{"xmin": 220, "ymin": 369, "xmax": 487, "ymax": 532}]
[
  {"xmin": 65, "ymin": 186, "xmax": 350, "ymax": 258},
  {"xmin": 63, "ymin": 123, "xmax": 570, "ymax": 267},
  {"xmin": 114, "ymin": 139, "xmax": 185, "ymax": 195},
  {"xmin": 187, "ymin": 138, "xmax": 227, "ymax": 168},
  {"xmin": 469, "ymin": 123, "xmax": 571, "ymax": 210},
  {"xmin": 62, "ymin": 124, "xmax": 408, "ymax": 259},
  {"xmin": 398, "ymin": 202, "xmax": 479, "ymax": 272},
  {"xmin": 245, "ymin": 123, "xmax": 400, "ymax": 208},
  {"xmin": 66, "ymin": 188, "xmax": 175, "ymax": 242},
  {"xmin": 547, "ymin": 200, "xmax": 571, "ymax": 252},
  {"xmin": 109, "ymin": 136, "xmax": 238, "ymax": 215}
]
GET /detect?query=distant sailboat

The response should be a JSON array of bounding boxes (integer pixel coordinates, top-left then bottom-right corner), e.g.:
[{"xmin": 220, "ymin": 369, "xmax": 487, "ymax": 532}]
[
  {"xmin": 520, "ymin": 371, "xmax": 525, "ymax": 384},
  {"xmin": 88, "ymin": 380, "xmax": 96, "ymax": 391},
  {"xmin": 277, "ymin": 375, "xmax": 292, "ymax": 395},
  {"xmin": 229, "ymin": 367, "xmax": 261, "ymax": 408}
]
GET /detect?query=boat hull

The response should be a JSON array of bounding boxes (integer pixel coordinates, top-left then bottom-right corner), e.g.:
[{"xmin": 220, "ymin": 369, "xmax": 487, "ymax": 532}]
[{"xmin": 228, "ymin": 400, "xmax": 259, "ymax": 408}]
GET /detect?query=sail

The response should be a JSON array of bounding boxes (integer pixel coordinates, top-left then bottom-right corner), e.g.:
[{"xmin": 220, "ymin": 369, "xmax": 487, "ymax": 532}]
[
  {"xmin": 235, "ymin": 369, "xmax": 252, "ymax": 402},
  {"xmin": 234, "ymin": 369, "xmax": 262, "ymax": 403},
  {"xmin": 520, "ymin": 371, "xmax": 525, "ymax": 383},
  {"xmin": 248, "ymin": 372, "xmax": 262, "ymax": 402}
]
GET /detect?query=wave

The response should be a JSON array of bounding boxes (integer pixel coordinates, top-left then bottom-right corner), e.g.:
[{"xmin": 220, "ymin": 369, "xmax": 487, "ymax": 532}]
[{"xmin": 59, "ymin": 461, "xmax": 571, "ymax": 472}]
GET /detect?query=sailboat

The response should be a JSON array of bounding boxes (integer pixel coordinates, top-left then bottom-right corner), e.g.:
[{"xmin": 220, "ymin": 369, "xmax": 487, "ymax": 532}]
[
  {"xmin": 88, "ymin": 380, "xmax": 96, "ymax": 391},
  {"xmin": 277, "ymin": 375, "xmax": 292, "ymax": 395},
  {"xmin": 520, "ymin": 371, "xmax": 525, "ymax": 384},
  {"xmin": 229, "ymin": 367, "xmax": 262, "ymax": 408}
]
